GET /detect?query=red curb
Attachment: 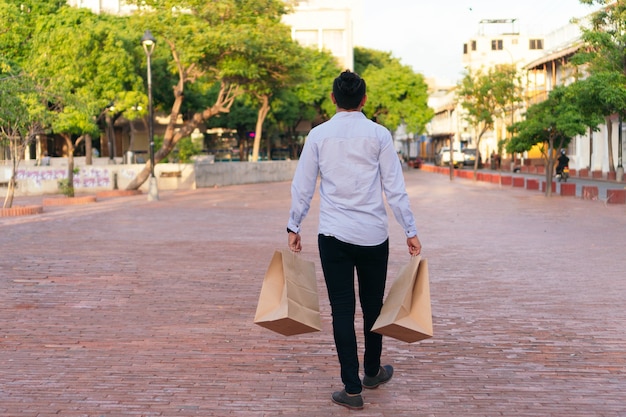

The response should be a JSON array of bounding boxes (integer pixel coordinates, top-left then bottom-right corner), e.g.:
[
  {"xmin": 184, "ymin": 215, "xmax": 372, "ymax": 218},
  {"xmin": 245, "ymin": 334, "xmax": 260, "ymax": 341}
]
[
  {"xmin": 0, "ymin": 205, "xmax": 44, "ymax": 217},
  {"xmin": 560, "ymin": 183, "xmax": 576, "ymax": 197},
  {"xmin": 96, "ymin": 189, "xmax": 143, "ymax": 199},
  {"xmin": 42, "ymin": 195, "xmax": 97, "ymax": 206},
  {"xmin": 606, "ymin": 189, "xmax": 626, "ymax": 204},
  {"xmin": 582, "ymin": 186, "xmax": 599, "ymax": 200},
  {"xmin": 526, "ymin": 179, "xmax": 539, "ymax": 190}
]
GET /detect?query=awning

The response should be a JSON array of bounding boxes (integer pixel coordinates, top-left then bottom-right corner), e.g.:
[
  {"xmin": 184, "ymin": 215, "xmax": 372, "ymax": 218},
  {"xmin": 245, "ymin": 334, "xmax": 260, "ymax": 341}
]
[{"xmin": 524, "ymin": 44, "xmax": 582, "ymax": 70}]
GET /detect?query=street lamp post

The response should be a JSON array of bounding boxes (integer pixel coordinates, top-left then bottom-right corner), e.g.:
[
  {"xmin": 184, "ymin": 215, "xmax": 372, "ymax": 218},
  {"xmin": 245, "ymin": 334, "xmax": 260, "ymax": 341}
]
[{"xmin": 141, "ymin": 29, "xmax": 159, "ymax": 201}]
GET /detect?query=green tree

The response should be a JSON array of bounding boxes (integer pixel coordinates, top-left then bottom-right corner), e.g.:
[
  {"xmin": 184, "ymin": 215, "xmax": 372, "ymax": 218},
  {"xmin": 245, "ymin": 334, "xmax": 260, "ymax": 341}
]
[
  {"xmin": 24, "ymin": 6, "xmax": 146, "ymax": 195},
  {"xmin": 457, "ymin": 64, "xmax": 521, "ymax": 178},
  {"xmin": 508, "ymin": 86, "xmax": 587, "ymax": 196},
  {"xmin": 0, "ymin": 0, "xmax": 66, "ymax": 63},
  {"xmin": 124, "ymin": 0, "xmax": 292, "ymax": 188},
  {"xmin": 270, "ymin": 48, "xmax": 341, "ymax": 158},
  {"xmin": 567, "ymin": 71, "xmax": 625, "ymax": 169},
  {"xmin": 362, "ymin": 60, "xmax": 433, "ymax": 135},
  {"xmin": 574, "ymin": 0, "xmax": 626, "ymax": 174},
  {"xmin": 238, "ymin": 18, "xmax": 305, "ymax": 162},
  {"xmin": 354, "ymin": 47, "xmax": 395, "ymax": 75},
  {"xmin": 353, "ymin": 48, "xmax": 433, "ymax": 158},
  {"xmin": 0, "ymin": 66, "xmax": 49, "ymax": 207}
]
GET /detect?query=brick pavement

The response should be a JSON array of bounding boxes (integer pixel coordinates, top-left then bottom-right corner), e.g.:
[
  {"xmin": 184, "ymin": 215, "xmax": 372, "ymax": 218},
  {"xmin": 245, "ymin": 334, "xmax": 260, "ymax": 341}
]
[{"xmin": 1, "ymin": 171, "xmax": 625, "ymax": 417}]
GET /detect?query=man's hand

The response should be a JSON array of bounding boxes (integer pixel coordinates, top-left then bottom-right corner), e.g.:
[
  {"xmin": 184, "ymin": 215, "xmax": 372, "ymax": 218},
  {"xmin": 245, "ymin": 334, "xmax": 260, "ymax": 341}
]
[
  {"xmin": 407, "ymin": 235, "xmax": 422, "ymax": 256},
  {"xmin": 288, "ymin": 232, "xmax": 302, "ymax": 253}
]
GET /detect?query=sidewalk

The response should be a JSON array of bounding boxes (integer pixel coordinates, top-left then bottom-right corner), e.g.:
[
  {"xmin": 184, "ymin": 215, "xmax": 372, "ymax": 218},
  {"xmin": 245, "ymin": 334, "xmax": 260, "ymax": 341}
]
[
  {"xmin": 420, "ymin": 163, "xmax": 626, "ymax": 201},
  {"xmin": 1, "ymin": 170, "xmax": 625, "ymax": 416}
]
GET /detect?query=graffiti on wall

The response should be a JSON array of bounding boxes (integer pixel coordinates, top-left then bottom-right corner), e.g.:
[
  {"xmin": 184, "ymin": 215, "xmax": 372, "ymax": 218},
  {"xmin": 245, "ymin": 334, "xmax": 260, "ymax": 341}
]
[{"xmin": 17, "ymin": 167, "xmax": 112, "ymax": 188}]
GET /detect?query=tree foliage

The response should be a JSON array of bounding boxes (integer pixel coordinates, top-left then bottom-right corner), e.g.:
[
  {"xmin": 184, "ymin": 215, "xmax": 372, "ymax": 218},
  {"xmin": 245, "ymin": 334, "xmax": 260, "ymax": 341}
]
[
  {"xmin": 362, "ymin": 59, "xmax": 433, "ymax": 134},
  {"xmin": 457, "ymin": 64, "xmax": 522, "ymax": 176},
  {"xmin": 0, "ymin": 64, "xmax": 49, "ymax": 207},
  {"xmin": 508, "ymin": 86, "xmax": 587, "ymax": 195},
  {"xmin": 122, "ymin": 0, "xmax": 305, "ymax": 185},
  {"xmin": 354, "ymin": 48, "xmax": 433, "ymax": 135},
  {"xmin": 573, "ymin": 0, "xmax": 626, "ymax": 172},
  {"xmin": 23, "ymin": 5, "xmax": 146, "ymax": 194},
  {"xmin": 354, "ymin": 47, "xmax": 395, "ymax": 75}
]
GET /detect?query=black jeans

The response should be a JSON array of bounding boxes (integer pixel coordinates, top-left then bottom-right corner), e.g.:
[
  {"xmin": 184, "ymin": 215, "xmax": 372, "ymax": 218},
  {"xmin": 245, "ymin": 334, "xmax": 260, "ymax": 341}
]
[{"xmin": 318, "ymin": 234, "xmax": 389, "ymax": 394}]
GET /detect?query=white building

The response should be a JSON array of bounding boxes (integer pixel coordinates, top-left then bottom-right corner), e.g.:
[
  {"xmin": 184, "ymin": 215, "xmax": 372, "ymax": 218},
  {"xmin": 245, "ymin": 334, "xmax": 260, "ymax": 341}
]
[
  {"xmin": 66, "ymin": 0, "xmax": 136, "ymax": 14},
  {"xmin": 68, "ymin": 0, "xmax": 359, "ymax": 71},
  {"xmin": 525, "ymin": 18, "xmax": 624, "ymax": 180},
  {"xmin": 462, "ymin": 19, "xmax": 547, "ymax": 73},
  {"xmin": 282, "ymin": 0, "xmax": 359, "ymax": 71}
]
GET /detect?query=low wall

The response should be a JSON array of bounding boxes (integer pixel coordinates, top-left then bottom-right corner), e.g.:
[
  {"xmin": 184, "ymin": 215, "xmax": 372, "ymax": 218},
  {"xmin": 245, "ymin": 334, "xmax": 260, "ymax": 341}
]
[
  {"xmin": 1, "ymin": 158, "xmax": 298, "ymax": 196},
  {"xmin": 194, "ymin": 160, "xmax": 298, "ymax": 188},
  {"xmin": 0, "ymin": 161, "xmax": 195, "ymax": 197}
]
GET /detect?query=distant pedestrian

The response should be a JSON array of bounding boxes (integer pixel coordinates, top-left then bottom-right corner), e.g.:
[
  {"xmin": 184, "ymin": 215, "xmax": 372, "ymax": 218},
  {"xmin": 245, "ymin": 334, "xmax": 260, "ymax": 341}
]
[
  {"xmin": 286, "ymin": 70, "xmax": 422, "ymax": 410},
  {"xmin": 41, "ymin": 151, "xmax": 50, "ymax": 166}
]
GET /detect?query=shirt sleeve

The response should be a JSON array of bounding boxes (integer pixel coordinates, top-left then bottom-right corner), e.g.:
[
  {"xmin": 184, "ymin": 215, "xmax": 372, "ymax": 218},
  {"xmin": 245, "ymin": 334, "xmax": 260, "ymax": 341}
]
[
  {"xmin": 378, "ymin": 132, "xmax": 418, "ymax": 238},
  {"xmin": 287, "ymin": 138, "xmax": 319, "ymax": 233}
]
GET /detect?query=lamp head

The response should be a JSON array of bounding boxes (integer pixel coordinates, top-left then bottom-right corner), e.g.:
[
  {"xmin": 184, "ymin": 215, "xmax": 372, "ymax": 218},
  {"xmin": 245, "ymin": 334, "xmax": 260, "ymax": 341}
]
[{"xmin": 141, "ymin": 30, "xmax": 156, "ymax": 55}]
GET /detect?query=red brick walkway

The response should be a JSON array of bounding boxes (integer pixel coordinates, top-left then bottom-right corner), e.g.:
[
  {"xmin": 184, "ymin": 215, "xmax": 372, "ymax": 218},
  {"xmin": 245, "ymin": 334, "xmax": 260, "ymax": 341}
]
[{"xmin": 1, "ymin": 171, "xmax": 625, "ymax": 416}]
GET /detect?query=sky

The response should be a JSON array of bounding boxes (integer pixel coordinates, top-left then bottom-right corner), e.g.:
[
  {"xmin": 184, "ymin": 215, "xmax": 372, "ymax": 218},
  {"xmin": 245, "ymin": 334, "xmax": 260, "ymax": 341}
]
[{"xmin": 358, "ymin": 0, "xmax": 598, "ymax": 83}]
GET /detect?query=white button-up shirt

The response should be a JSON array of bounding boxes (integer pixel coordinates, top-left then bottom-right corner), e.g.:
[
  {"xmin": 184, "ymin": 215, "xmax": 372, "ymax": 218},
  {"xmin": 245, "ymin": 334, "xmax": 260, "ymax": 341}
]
[{"xmin": 288, "ymin": 111, "xmax": 417, "ymax": 246}]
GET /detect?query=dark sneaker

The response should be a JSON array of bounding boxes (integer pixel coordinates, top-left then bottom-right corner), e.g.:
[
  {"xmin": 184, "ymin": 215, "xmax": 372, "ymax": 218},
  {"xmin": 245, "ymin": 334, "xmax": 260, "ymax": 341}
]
[
  {"xmin": 362, "ymin": 365, "xmax": 393, "ymax": 389},
  {"xmin": 331, "ymin": 390, "xmax": 364, "ymax": 410}
]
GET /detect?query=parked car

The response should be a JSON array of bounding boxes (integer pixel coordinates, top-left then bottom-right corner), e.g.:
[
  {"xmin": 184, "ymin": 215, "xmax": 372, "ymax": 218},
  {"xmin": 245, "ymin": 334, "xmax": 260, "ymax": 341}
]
[
  {"xmin": 435, "ymin": 147, "xmax": 464, "ymax": 168},
  {"xmin": 462, "ymin": 148, "xmax": 482, "ymax": 168}
]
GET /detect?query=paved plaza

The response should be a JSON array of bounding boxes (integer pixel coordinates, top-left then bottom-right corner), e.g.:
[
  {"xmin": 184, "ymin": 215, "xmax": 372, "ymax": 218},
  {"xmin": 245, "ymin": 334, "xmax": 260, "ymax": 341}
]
[{"xmin": 1, "ymin": 170, "xmax": 625, "ymax": 416}]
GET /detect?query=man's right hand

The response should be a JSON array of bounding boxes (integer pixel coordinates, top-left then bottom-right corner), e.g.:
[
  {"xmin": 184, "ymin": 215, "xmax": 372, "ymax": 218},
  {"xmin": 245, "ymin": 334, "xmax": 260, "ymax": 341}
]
[
  {"xmin": 288, "ymin": 232, "xmax": 302, "ymax": 253},
  {"xmin": 407, "ymin": 236, "xmax": 421, "ymax": 256}
]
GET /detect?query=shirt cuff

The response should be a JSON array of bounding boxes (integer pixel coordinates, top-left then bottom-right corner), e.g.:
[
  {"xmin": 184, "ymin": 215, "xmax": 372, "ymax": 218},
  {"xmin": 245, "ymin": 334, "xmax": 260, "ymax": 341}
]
[{"xmin": 287, "ymin": 222, "xmax": 300, "ymax": 234}]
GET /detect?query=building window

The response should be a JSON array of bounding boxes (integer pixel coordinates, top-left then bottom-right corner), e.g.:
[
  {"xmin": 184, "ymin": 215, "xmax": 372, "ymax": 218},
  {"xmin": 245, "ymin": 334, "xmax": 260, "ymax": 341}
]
[
  {"xmin": 464, "ymin": 40, "xmax": 477, "ymax": 54},
  {"xmin": 294, "ymin": 30, "xmax": 319, "ymax": 49},
  {"xmin": 491, "ymin": 39, "xmax": 503, "ymax": 50},
  {"xmin": 529, "ymin": 39, "xmax": 544, "ymax": 50},
  {"xmin": 322, "ymin": 29, "xmax": 344, "ymax": 56}
]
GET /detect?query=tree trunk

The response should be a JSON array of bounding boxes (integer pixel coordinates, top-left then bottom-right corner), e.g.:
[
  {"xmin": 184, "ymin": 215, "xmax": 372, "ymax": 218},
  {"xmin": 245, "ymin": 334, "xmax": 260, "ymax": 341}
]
[
  {"xmin": 2, "ymin": 138, "xmax": 19, "ymax": 209},
  {"xmin": 251, "ymin": 95, "xmax": 270, "ymax": 162},
  {"xmin": 85, "ymin": 134, "xmax": 93, "ymax": 165},
  {"xmin": 126, "ymin": 82, "xmax": 241, "ymax": 190},
  {"xmin": 106, "ymin": 113, "xmax": 116, "ymax": 163},
  {"xmin": 472, "ymin": 126, "xmax": 488, "ymax": 180},
  {"xmin": 63, "ymin": 134, "xmax": 76, "ymax": 197},
  {"xmin": 606, "ymin": 115, "xmax": 615, "ymax": 173}
]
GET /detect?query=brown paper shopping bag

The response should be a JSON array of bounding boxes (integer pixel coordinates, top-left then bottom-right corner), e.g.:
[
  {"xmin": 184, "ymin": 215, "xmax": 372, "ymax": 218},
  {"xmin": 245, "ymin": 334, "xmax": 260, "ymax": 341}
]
[
  {"xmin": 254, "ymin": 250, "xmax": 322, "ymax": 336},
  {"xmin": 371, "ymin": 256, "xmax": 433, "ymax": 343}
]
